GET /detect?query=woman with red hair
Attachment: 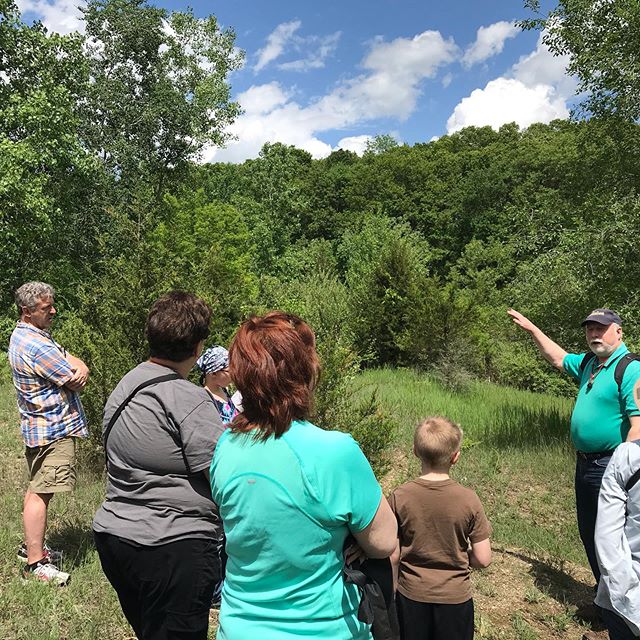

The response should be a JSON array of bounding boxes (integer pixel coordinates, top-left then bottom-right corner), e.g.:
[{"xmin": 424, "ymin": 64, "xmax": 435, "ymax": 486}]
[{"xmin": 210, "ymin": 311, "xmax": 396, "ymax": 639}]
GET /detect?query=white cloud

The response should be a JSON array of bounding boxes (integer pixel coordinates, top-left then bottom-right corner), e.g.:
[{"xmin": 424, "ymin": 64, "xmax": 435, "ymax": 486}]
[
  {"xmin": 447, "ymin": 32, "xmax": 575, "ymax": 134},
  {"xmin": 254, "ymin": 20, "xmax": 301, "ymax": 72},
  {"xmin": 442, "ymin": 73, "xmax": 453, "ymax": 88},
  {"xmin": 364, "ymin": 31, "xmax": 459, "ymax": 82},
  {"xmin": 279, "ymin": 31, "xmax": 341, "ymax": 72},
  {"xmin": 238, "ymin": 82, "xmax": 291, "ymax": 115},
  {"xmin": 446, "ymin": 78, "xmax": 568, "ymax": 133},
  {"xmin": 17, "ymin": 0, "xmax": 85, "ymax": 34},
  {"xmin": 336, "ymin": 135, "xmax": 371, "ymax": 155},
  {"xmin": 512, "ymin": 33, "xmax": 575, "ymax": 96},
  {"xmin": 462, "ymin": 21, "xmax": 519, "ymax": 67},
  {"xmin": 309, "ymin": 30, "xmax": 459, "ymax": 124},
  {"xmin": 208, "ymin": 30, "xmax": 457, "ymax": 163}
]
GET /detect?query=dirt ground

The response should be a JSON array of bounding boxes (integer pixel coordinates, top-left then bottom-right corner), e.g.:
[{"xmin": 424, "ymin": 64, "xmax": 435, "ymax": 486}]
[{"xmin": 471, "ymin": 546, "xmax": 600, "ymax": 639}]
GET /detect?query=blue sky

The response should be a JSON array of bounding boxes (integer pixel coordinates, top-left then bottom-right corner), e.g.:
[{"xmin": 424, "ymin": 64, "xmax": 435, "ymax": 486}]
[{"xmin": 17, "ymin": 0, "xmax": 576, "ymax": 162}]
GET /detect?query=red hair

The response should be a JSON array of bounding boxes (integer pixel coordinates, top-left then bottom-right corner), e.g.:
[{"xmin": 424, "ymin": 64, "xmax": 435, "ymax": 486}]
[{"xmin": 229, "ymin": 311, "xmax": 320, "ymax": 440}]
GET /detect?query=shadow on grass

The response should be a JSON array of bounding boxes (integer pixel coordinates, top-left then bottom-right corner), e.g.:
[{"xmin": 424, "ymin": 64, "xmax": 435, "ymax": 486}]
[
  {"xmin": 48, "ymin": 520, "xmax": 95, "ymax": 569},
  {"xmin": 503, "ymin": 549, "xmax": 605, "ymax": 630}
]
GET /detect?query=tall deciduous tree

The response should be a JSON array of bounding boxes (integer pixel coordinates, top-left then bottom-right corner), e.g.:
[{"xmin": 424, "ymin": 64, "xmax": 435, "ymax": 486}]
[
  {"xmin": 523, "ymin": 0, "xmax": 640, "ymax": 121},
  {"xmin": 0, "ymin": 0, "xmax": 96, "ymax": 307},
  {"xmin": 80, "ymin": 0, "xmax": 243, "ymax": 200}
]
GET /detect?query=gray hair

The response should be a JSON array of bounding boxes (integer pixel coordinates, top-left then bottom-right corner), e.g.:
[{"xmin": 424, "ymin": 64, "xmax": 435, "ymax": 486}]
[{"xmin": 15, "ymin": 282, "xmax": 55, "ymax": 314}]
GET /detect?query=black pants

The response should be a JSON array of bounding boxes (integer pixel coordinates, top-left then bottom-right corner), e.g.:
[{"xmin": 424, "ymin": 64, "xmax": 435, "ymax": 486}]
[
  {"xmin": 575, "ymin": 453, "xmax": 612, "ymax": 584},
  {"xmin": 601, "ymin": 607, "xmax": 639, "ymax": 640},
  {"xmin": 396, "ymin": 593, "xmax": 474, "ymax": 640},
  {"xmin": 94, "ymin": 531, "xmax": 220, "ymax": 640}
]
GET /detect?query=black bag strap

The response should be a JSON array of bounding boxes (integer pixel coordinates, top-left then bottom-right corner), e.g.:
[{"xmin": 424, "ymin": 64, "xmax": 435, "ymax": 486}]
[
  {"xmin": 104, "ymin": 373, "xmax": 181, "ymax": 467},
  {"xmin": 625, "ymin": 468, "xmax": 640, "ymax": 493},
  {"xmin": 580, "ymin": 352, "xmax": 596, "ymax": 372},
  {"xmin": 625, "ymin": 439, "xmax": 640, "ymax": 493},
  {"xmin": 614, "ymin": 353, "xmax": 640, "ymax": 394},
  {"xmin": 580, "ymin": 351, "xmax": 640, "ymax": 395}
]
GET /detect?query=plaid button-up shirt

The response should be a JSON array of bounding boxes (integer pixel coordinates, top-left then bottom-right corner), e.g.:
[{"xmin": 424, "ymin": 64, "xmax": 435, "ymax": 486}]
[{"xmin": 8, "ymin": 322, "xmax": 88, "ymax": 448}]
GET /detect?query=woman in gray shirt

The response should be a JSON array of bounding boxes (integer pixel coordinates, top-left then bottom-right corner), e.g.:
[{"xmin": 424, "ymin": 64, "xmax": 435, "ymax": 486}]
[{"xmin": 93, "ymin": 291, "xmax": 226, "ymax": 640}]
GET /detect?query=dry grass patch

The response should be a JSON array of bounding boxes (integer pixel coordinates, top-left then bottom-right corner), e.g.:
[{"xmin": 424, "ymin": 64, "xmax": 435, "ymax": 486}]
[{"xmin": 472, "ymin": 546, "xmax": 601, "ymax": 639}]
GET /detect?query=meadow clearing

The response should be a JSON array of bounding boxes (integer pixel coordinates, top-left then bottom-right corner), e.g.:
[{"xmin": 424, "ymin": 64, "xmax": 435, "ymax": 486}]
[{"xmin": 0, "ymin": 369, "xmax": 601, "ymax": 639}]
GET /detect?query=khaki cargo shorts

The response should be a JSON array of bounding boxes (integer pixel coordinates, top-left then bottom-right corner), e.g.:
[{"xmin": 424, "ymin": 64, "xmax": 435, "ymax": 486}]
[{"xmin": 25, "ymin": 436, "xmax": 77, "ymax": 494}]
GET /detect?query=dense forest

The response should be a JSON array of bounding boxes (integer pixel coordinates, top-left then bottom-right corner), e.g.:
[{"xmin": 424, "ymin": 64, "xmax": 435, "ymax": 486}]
[{"xmin": 2, "ymin": 0, "xmax": 639, "ymax": 462}]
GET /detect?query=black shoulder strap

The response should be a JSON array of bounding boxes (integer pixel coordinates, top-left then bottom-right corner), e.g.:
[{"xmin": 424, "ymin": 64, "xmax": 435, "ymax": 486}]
[
  {"xmin": 625, "ymin": 439, "xmax": 640, "ymax": 493},
  {"xmin": 580, "ymin": 352, "xmax": 596, "ymax": 372},
  {"xmin": 104, "ymin": 373, "xmax": 181, "ymax": 465},
  {"xmin": 614, "ymin": 353, "xmax": 640, "ymax": 394},
  {"xmin": 626, "ymin": 468, "xmax": 640, "ymax": 492}
]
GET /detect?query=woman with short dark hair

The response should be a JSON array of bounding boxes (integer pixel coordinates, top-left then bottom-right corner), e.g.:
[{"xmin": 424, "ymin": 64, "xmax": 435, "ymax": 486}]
[
  {"xmin": 210, "ymin": 311, "xmax": 397, "ymax": 639},
  {"xmin": 93, "ymin": 291, "xmax": 226, "ymax": 640}
]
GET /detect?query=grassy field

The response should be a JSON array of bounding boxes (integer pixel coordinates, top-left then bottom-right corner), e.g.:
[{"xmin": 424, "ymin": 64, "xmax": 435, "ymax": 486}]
[{"xmin": 0, "ymin": 370, "xmax": 599, "ymax": 639}]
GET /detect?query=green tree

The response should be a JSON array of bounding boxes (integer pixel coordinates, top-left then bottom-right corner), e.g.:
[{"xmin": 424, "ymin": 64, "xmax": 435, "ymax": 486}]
[
  {"xmin": 80, "ymin": 0, "xmax": 243, "ymax": 200},
  {"xmin": 340, "ymin": 215, "xmax": 432, "ymax": 365},
  {"xmin": 239, "ymin": 143, "xmax": 313, "ymax": 272},
  {"xmin": 364, "ymin": 134, "xmax": 400, "ymax": 156},
  {"xmin": 150, "ymin": 190, "xmax": 257, "ymax": 340},
  {"xmin": 0, "ymin": 0, "xmax": 99, "ymax": 309},
  {"xmin": 523, "ymin": 0, "xmax": 640, "ymax": 120}
]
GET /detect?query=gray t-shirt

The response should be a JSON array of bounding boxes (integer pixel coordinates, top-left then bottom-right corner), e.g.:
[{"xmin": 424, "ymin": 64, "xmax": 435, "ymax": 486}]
[{"xmin": 93, "ymin": 361, "xmax": 226, "ymax": 545}]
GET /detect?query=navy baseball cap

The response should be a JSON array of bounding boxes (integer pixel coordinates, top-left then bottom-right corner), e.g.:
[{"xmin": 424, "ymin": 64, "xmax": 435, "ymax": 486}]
[{"xmin": 580, "ymin": 308, "xmax": 622, "ymax": 326}]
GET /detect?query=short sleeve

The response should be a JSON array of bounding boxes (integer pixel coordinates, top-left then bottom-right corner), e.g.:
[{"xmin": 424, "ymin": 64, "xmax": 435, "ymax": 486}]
[
  {"xmin": 563, "ymin": 353, "xmax": 587, "ymax": 382},
  {"xmin": 31, "ymin": 344, "xmax": 75, "ymax": 387},
  {"xmin": 468, "ymin": 493, "xmax": 492, "ymax": 543},
  {"xmin": 388, "ymin": 491, "xmax": 398, "ymax": 518},
  {"xmin": 179, "ymin": 398, "xmax": 226, "ymax": 473},
  {"xmin": 620, "ymin": 361, "xmax": 640, "ymax": 417},
  {"xmin": 320, "ymin": 434, "xmax": 382, "ymax": 532}
]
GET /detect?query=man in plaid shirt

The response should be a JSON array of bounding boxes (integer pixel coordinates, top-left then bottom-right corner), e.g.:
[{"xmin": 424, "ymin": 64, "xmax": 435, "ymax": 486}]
[{"xmin": 8, "ymin": 282, "xmax": 90, "ymax": 585}]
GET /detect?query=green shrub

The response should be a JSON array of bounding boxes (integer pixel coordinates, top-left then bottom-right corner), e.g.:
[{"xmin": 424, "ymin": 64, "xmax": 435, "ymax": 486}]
[
  {"xmin": 255, "ymin": 271, "xmax": 397, "ymax": 475},
  {"xmin": 491, "ymin": 339, "xmax": 576, "ymax": 397}
]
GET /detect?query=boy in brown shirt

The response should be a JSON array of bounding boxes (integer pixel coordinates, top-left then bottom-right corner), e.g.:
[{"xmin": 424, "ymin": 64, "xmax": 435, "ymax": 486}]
[{"xmin": 389, "ymin": 416, "xmax": 492, "ymax": 640}]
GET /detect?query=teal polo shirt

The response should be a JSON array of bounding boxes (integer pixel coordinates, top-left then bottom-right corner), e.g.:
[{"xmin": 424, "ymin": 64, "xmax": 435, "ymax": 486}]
[
  {"xmin": 210, "ymin": 420, "xmax": 380, "ymax": 640},
  {"xmin": 563, "ymin": 342, "xmax": 640, "ymax": 453}
]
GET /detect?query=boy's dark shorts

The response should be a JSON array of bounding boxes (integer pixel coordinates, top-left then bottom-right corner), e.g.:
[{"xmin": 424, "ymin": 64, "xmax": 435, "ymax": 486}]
[{"xmin": 25, "ymin": 436, "xmax": 77, "ymax": 494}]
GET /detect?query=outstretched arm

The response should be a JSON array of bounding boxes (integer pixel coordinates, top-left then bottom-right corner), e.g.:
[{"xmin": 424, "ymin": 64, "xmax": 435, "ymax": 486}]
[
  {"xmin": 507, "ymin": 309, "xmax": 567, "ymax": 370},
  {"xmin": 65, "ymin": 353, "xmax": 90, "ymax": 391}
]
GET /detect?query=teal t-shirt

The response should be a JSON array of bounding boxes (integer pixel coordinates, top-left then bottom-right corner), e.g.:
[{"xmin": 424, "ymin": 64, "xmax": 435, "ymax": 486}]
[
  {"xmin": 210, "ymin": 420, "xmax": 382, "ymax": 640},
  {"xmin": 563, "ymin": 343, "xmax": 640, "ymax": 452}
]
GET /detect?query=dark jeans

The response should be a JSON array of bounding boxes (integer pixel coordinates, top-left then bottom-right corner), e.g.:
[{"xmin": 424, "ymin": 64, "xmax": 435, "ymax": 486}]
[
  {"xmin": 94, "ymin": 531, "xmax": 221, "ymax": 640},
  {"xmin": 601, "ymin": 607, "xmax": 639, "ymax": 640},
  {"xmin": 396, "ymin": 593, "xmax": 474, "ymax": 640},
  {"xmin": 575, "ymin": 453, "xmax": 612, "ymax": 584}
]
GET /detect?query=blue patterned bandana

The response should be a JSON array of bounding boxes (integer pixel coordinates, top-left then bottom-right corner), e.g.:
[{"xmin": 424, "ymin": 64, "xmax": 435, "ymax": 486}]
[{"xmin": 196, "ymin": 346, "xmax": 229, "ymax": 375}]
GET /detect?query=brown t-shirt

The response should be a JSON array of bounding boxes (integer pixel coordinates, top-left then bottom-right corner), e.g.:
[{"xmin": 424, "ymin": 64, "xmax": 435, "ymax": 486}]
[{"xmin": 389, "ymin": 478, "xmax": 491, "ymax": 604}]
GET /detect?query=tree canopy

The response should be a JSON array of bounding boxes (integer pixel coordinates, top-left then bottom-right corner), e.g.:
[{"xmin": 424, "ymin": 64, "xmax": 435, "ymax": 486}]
[{"xmin": 523, "ymin": 0, "xmax": 640, "ymax": 121}]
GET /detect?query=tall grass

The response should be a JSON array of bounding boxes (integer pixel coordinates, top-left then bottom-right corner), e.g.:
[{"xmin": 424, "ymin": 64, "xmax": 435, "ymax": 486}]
[
  {"xmin": 357, "ymin": 369, "xmax": 583, "ymax": 566},
  {"xmin": 357, "ymin": 368, "xmax": 574, "ymax": 449},
  {"xmin": 0, "ymin": 369, "xmax": 586, "ymax": 639}
]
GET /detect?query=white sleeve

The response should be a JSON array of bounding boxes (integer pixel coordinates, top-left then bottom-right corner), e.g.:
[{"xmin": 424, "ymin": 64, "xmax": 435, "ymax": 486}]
[{"xmin": 595, "ymin": 445, "xmax": 640, "ymax": 634}]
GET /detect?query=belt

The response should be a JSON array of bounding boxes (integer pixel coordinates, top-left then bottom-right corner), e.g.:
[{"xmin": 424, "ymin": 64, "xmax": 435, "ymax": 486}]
[{"xmin": 576, "ymin": 449, "xmax": 616, "ymax": 461}]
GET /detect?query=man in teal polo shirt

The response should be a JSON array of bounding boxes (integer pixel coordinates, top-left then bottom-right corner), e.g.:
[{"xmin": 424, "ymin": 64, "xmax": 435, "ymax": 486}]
[{"xmin": 508, "ymin": 308, "xmax": 640, "ymax": 585}]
